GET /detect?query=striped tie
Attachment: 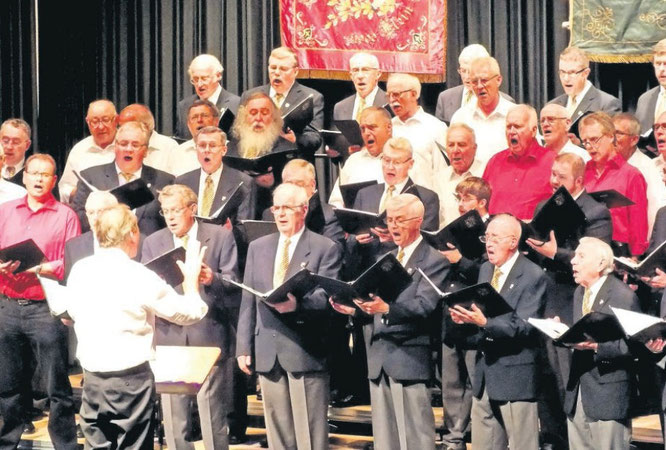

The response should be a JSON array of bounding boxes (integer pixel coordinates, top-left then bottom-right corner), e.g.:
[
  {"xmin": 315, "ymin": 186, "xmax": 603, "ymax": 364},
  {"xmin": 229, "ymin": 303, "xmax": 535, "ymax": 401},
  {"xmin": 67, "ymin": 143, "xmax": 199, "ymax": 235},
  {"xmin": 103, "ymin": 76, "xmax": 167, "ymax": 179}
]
[
  {"xmin": 274, "ymin": 93, "xmax": 284, "ymax": 108},
  {"xmin": 490, "ymin": 267, "xmax": 502, "ymax": 291},
  {"xmin": 121, "ymin": 172, "xmax": 134, "ymax": 183},
  {"xmin": 200, "ymin": 175, "xmax": 214, "ymax": 217},
  {"xmin": 355, "ymin": 96, "xmax": 366, "ymax": 123},
  {"xmin": 181, "ymin": 234, "xmax": 189, "ymax": 249},
  {"xmin": 379, "ymin": 185, "xmax": 395, "ymax": 213},
  {"xmin": 273, "ymin": 238, "xmax": 291, "ymax": 288},
  {"xmin": 566, "ymin": 95, "xmax": 578, "ymax": 118},
  {"xmin": 582, "ymin": 288, "xmax": 593, "ymax": 315},
  {"xmin": 397, "ymin": 248, "xmax": 405, "ymax": 264}
]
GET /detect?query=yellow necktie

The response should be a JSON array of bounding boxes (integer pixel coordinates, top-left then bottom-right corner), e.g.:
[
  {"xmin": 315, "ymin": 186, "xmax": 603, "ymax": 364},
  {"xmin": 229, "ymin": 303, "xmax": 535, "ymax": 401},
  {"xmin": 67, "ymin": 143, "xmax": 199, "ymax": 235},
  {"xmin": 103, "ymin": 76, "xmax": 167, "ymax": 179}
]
[
  {"xmin": 567, "ymin": 95, "xmax": 578, "ymax": 117},
  {"xmin": 582, "ymin": 288, "xmax": 593, "ymax": 315},
  {"xmin": 181, "ymin": 234, "xmax": 189, "ymax": 249},
  {"xmin": 355, "ymin": 96, "xmax": 366, "ymax": 123},
  {"xmin": 379, "ymin": 185, "xmax": 396, "ymax": 213},
  {"xmin": 5, "ymin": 166, "xmax": 15, "ymax": 178},
  {"xmin": 273, "ymin": 238, "xmax": 291, "ymax": 287},
  {"xmin": 397, "ymin": 248, "xmax": 405, "ymax": 264},
  {"xmin": 463, "ymin": 90, "xmax": 474, "ymax": 106},
  {"xmin": 656, "ymin": 92, "xmax": 666, "ymax": 123},
  {"xmin": 121, "ymin": 172, "xmax": 134, "ymax": 183},
  {"xmin": 274, "ymin": 93, "xmax": 284, "ymax": 108},
  {"xmin": 200, "ymin": 175, "xmax": 214, "ymax": 217},
  {"xmin": 490, "ymin": 266, "xmax": 502, "ymax": 291}
]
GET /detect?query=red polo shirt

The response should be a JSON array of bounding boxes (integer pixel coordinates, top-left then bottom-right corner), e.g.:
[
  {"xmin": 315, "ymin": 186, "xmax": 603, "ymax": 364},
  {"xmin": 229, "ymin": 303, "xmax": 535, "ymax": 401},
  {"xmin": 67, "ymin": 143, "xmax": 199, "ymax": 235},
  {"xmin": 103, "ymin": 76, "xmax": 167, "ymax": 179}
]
[
  {"xmin": 583, "ymin": 153, "xmax": 648, "ymax": 256},
  {"xmin": 0, "ymin": 194, "xmax": 81, "ymax": 299},
  {"xmin": 482, "ymin": 139, "xmax": 555, "ymax": 220}
]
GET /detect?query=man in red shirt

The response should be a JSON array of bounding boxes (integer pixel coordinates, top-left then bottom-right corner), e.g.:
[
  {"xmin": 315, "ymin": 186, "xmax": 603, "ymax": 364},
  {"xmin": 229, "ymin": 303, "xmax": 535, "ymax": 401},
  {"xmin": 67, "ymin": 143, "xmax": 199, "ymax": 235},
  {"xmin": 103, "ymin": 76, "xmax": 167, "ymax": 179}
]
[
  {"xmin": 0, "ymin": 154, "xmax": 80, "ymax": 449},
  {"xmin": 580, "ymin": 112, "xmax": 649, "ymax": 256},
  {"xmin": 482, "ymin": 104, "xmax": 555, "ymax": 219}
]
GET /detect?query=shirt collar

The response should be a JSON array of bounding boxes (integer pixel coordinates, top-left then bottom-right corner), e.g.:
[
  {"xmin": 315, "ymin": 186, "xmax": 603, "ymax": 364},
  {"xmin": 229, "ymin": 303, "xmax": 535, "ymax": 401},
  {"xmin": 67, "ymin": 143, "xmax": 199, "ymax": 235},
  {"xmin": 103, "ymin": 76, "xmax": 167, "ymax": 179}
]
[
  {"xmin": 472, "ymin": 96, "xmax": 513, "ymax": 120},
  {"xmin": 572, "ymin": 80, "xmax": 593, "ymax": 103},
  {"xmin": 587, "ymin": 274, "xmax": 607, "ymax": 301},
  {"xmin": 269, "ymin": 84, "xmax": 294, "ymax": 102},
  {"xmin": 398, "ymin": 235, "xmax": 423, "ymax": 265},
  {"xmin": 114, "ymin": 163, "xmax": 143, "ymax": 179},
  {"xmin": 496, "ymin": 249, "xmax": 520, "ymax": 274},
  {"xmin": 385, "ymin": 177, "xmax": 409, "ymax": 194},
  {"xmin": 394, "ymin": 106, "xmax": 425, "ymax": 125},
  {"xmin": 16, "ymin": 193, "xmax": 58, "ymax": 212},
  {"xmin": 279, "ymin": 225, "xmax": 305, "ymax": 246},
  {"xmin": 206, "ymin": 84, "xmax": 223, "ymax": 106},
  {"xmin": 358, "ymin": 85, "xmax": 379, "ymax": 103}
]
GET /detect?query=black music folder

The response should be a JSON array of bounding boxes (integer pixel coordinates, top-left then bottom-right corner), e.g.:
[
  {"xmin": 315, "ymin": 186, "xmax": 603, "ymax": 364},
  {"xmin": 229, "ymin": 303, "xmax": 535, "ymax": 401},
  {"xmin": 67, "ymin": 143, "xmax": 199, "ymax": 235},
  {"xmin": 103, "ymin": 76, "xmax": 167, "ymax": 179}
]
[
  {"xmin": 614, "ymin": 239, "xmax": 666, "ymax": 277},
  {"xmin": 382, "ymin": 103, "xmax": 395, "ymax": 118},
  {"xmin": 144, "ymin": 247, "xmax": 186, "ymax": 287},
  {"xmin": 528, "ymin": 186, "xmax": 587, "ymax": 242},
  {"xmin": 74, "ymin": 171, "xmax": 155, "ymax": 210},
  {"xmin": 222, "ymin": 148, "xmax": 299, "ymax": 175},
  {"xmin": 282, "ymin": 95, "xmax": 314, "ymax": 134},
  {"xmin": 333, "ymin": 120, "xmax": 364, "ymax": 147},
  {"xmin": 0, "ymin": 239, "xmax": 46, "ymax": 273},
  {"xmin": 238, "ymin": 220, "xmax": 278, "ymax": 243},
  {"xmin": 340, "ymin": 180, "xmax": 378, "ymax": 208},
  {"xmin": 224, "ymin": 268, "xmax": 317, "ymax": 305},
  {"xmin": 438, "ymin": 282, "xmax": 513, "ymax": 319},
  {"xmin": 435, "ymin": 141, "xmax": 451, "ymax": 165},
  {"xmin": 529, "ymin": 311, "xmax": 624, "ymax": 347},
  {"xmin": 611, "ymin": 306, "xmax": 666, "ymax": 343},
  {"xmin": 420, "ymin": 210, "xmax": 486, "ymax": 259},
  {"xmin": 588, "ymin": 189, "xmax": 634, "ymax": 209},
  {"xmin": 195, "ymin": 182, "xmax": 245, "ymax": 225},
  {"xmin": 218, "ymin": 107, "xmax": 235, "ymax": 134},
  {"xmin": 314, "ymin": 253, "xmax": 412, "ymax": 306},
  {"xmin": 333, "ymin": 207, "xmax": 386, "ymax": 234}
]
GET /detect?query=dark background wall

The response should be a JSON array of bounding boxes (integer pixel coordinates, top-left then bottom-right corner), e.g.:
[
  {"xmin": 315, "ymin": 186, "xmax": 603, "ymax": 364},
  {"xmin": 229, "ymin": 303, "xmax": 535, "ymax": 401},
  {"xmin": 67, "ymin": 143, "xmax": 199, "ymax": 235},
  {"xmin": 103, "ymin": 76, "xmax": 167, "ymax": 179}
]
[{"xmin": 0, "ymin": 0, "xmax": 658, "ymax": 175}]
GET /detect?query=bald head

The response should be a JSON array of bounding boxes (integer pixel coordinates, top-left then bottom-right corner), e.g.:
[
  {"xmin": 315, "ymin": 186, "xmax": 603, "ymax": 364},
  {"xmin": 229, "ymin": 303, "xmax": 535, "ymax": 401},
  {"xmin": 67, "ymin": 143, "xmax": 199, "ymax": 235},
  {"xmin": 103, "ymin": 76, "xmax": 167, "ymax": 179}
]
[{"xmin": 118, "ymin": 104, "xmax": 155, "ymax": 133}]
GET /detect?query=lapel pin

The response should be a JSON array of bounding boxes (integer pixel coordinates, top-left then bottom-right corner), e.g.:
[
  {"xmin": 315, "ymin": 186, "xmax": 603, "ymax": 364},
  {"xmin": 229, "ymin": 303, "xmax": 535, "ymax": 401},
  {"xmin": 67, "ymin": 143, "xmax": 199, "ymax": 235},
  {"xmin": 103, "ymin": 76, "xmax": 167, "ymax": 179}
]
[
  {"xmin": 221, "ymin": 196, "xmax": 227, "ymax": 202},
  {"xmin": 509, "ymin": 283, "xmax": 514, "ymax": 289}
]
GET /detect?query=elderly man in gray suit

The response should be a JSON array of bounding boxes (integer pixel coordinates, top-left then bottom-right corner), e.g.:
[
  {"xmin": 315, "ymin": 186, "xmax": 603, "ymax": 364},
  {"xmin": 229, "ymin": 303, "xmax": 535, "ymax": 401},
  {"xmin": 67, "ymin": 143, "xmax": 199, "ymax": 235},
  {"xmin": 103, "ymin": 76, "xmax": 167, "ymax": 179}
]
[
  {"xmin": 142, "ymin": 184, "xmax": 241, "ymax": 450},
  {"xmin": 236, "ymin": 183, "xmax": 342, "ymax": 450},
  {"xmin": 636, "ymin": 39, "xmax": 666, "ymax": 134}
]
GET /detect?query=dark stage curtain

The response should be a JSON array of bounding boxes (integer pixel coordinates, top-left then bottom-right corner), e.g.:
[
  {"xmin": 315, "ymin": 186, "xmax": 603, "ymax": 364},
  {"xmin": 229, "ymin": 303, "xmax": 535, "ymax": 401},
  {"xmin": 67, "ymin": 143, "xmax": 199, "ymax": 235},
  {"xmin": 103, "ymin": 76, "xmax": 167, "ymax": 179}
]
[{"xmin": 0, "ymin": 0, "xmax": 659, "ymax": 175}]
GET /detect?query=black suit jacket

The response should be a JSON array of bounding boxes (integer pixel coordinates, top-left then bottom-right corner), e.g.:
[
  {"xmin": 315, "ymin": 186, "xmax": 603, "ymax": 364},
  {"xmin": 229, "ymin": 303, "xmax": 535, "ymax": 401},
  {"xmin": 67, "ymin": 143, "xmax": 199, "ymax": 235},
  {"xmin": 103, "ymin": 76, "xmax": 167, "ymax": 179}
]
[
  {"xmin": 367, "ymin": 241, "xmax": 449, "ymax": 382},
  {"xmin": 635, "ymin": 86, "xmax": 660, "ymax": 134},
  {"xmin": 549, "ymin": 85, "xmax": 621, "ymax": 123},
  {"xmin": 71, "ymin": 162, "xmax": 174, "ymax": 235},
  {"xmin": 176, "ymin": 88, "xmax": 241, "ymax": 139},
  {"xmin": 564, "ymin": 276, "xmax": 640, "ymax": 421},
  {"xmin": 435, "ymin": 85, "xmax": 515, "ymax": 124},
  {"xmin": 235, "ymin": 229, "xmax": 342, "ymax": 373},
  {"xmin": 141, "ymin": 223, "xmax": 241, "ymax": 356},
  {"xmin": 648, "ymin": 205, "xmax": 666, "ymax": 255},
  {"xmin": 470, "ymin": 254, "xmax": 547, "ymax": 402},
  {"xmin": 4, "ymin": 168, "xmax": 25, "ymax": 188},
  {"xmin": 241, "ymin": 82, "xmax": 324, "ymax": 156},
  {"xmin": 175, "ymin": 166, "xmax": 256, "ymax": 224}
]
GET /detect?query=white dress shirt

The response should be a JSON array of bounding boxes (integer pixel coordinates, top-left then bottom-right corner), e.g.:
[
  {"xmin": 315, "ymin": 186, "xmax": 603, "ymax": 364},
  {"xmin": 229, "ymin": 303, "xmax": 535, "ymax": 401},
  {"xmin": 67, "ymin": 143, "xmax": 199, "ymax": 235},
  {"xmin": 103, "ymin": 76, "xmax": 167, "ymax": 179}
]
[
  {"xmin": 206, "ymin": 84, "xmax": 223, "ymax": 107},
  {"xmin": 352, "ymin": 86, "xmax": 379, "ymax": 120},
  {"xmin": 493, "ymin": 250, "xmax": 520, "ymax": 292},
  {"xmin": 170, "ymin": 139, "xmax": 200, "ymax": 177},
  {"xmin": 379, "ymin": 178, "xmax": 409, "ymax": 213},
  {"xmin": 0, "ymin": 179, "xmax": 26, "ymax": 205},
  {"xmin": 273, "ymin": 227, "xmax": 305, "ymax": 286},
  {"xmin": 450, "ymin": 96, "xmax": 516, "ymax": 163},
  {"xmin": 585, "ymin": 275, "xmax": 608, "ymax": 308},
  {"xmin": 328, "ymin": 149, "xmax": 384, "ymax": 208},
  {"xmin": 67, "ymin": 247, "xmax": 208, "ymax": 372},
  {"xmin": 59, "ymin": 136, "xmax": 115, "ymax": 203},
  {"xmin": 144, "ymin": 131, "xmax": 179, "ymax": 175},
  {"xmin": 560, "ymin": 140, "xmax": 591, "ymax": 162},
  {"xmin": 397, "ymin": 236, "xmax": 423, "ymax": 267},
  {"xmin": 434, "ymin": 159, "xmax": 486, "ymax": 227},
  {"xmin": 115, "ymin": 164, "xmax": 142, "ymax": 186},
  {"xmin": 567, "ymin": 81, "xmax": 593, "ymax": 117},
  {"xmin": 392, "ymin": 107, "xmax": 448, "ymax": 191}
]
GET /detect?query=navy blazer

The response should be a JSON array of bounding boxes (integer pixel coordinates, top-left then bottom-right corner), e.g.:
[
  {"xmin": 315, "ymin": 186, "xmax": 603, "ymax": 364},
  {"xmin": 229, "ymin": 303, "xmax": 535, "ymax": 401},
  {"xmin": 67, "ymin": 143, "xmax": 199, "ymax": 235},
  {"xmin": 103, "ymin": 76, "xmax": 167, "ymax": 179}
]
[
  {"xmin": 141, "ymin": 223, "xmax": 240, "ymax": 356},
  {"xmin": 241, "ymin": 82, "xmax": 324, "ymax": 156},
  {"xmin": 471, "ymin": 253, "xmax": 547, "ymax": 402},
  {"xmin": 564, "ymin": 276, "xmax": 640, "ymax": 421},
  {"xmin": 367, "ymin": 241, "xmax": 449, "ymax": 382},
  {"xmin": 71, "ymin": 162, "xmax": 174, "ymax": 235},
  {"xmin": 235, "ymin": 229, "xmax": 342, "ymax": 373},
  {"xmin": 175, "ymin": 166, "xmax": 256, "ymax": 224},
  {"xmin": 435, "ymin": 85, "xmax": 515, "ymax": 125},
  {"xmin": 176, "ymin": 88, "xmax": 241, "ymax": 139},
  {"xmin": 635, "ymin": 86, "xmax": 660, "ymax": 134},
  {"xmin": 549, "ymin": 85, "xmax": 621, "ymax": 123}
]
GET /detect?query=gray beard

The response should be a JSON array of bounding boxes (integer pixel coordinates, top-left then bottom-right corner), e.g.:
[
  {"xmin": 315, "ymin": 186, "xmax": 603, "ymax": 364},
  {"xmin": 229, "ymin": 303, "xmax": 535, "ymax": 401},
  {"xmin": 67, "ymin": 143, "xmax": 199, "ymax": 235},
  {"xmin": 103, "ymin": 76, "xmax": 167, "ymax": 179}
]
[{"xmin": 237, "ymin": 125, "xmax": 281, "ymax": 159}]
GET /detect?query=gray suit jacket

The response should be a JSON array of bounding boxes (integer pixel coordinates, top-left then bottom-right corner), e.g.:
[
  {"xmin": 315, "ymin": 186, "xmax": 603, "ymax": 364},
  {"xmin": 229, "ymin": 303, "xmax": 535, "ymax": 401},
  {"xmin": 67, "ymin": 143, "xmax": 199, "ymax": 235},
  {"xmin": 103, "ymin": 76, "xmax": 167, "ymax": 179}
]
[
  {"xmin": 636, "ymin": 86, "xmax": 660, "ymax": 134},
  {"xmin": 549, "ymin": 85, "xmax": 621, "ymax": 123},
  {"xmin": 241, "ymin": 82, "xmax": 324, "ymax": 155},
  {"xmin": 435, "ymin": 85, "xmax": 515, "ymax": 124},
  {"xmin": 333, "ymin": 88, "xmax": 388, "ymax": 120},
  {"xmin": 471, "ymin": 254, "xmax": 547, "ymax": 402},
  {"xmin": 367, "ymin": 241, "xmax": 449, "ymax": 382},
  {"xmin": 236, "ymin": 229, "xmax": 342, "ymax": 373},
  {"xmin": 176, "ymin": 88, "xmax": 241, "ymax": 139},
  {"xmin": 141, "ymin": 223, "xmax": 240, "ymax": 356},
  {"xmin": 564, "ymin": 276, "xmax": 640, "ymax": 421},
  {"xmin": 71, "ymin": 162, "xmax": 174, "ymax": 235}
]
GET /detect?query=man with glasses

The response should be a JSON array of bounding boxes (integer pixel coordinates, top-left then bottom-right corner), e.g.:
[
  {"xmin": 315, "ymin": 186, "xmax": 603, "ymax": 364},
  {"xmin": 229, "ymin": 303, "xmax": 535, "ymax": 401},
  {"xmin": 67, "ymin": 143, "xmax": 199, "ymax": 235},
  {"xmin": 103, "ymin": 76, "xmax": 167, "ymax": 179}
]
[
  {"xmin": 0, "ymin": 153, "xmax": 80, "ymax": 450},
  {"xmin": 580, "ymin": 112, "xmax": 648, "ymax": 256},
  {"xmin": 59, "ymin": 99, "xmax": 119, "ymax": 203},
  {"xmin": 548, "ymin": 47, "xmax": 620, "ymax": 127},
  {"xmin": 0, "ymin": 142, "xmax": 26, "ymax": 204},
  {"xmin": 450, "ymin": 213, "xmax": 546, "ymax": 450},
  {"xmin": 539, "ymin": 103, "xmax": 590, "ymax": 161},
  {"xmin": 331, "ymin": 193, "xmax": 450, "ymax": 450},
  {"xmin": 0, "ymin": 118, "xmax": 32, "ymax": 188},
  {"xmin": 176, "ymin": 54, "xmax": 240, "ymax": 140},
  {"xmin": 450, "ymin": 57, "xmax": 517, "ymax": 162},
  {"xmin": 236, "ymin": 182, "xmax": 342, "ymax": 450},
  {"xmin": 387, "ymin": 73, "xmax": 448, "ymax": 191},
  {"xmin": 171, "ymin": 100, "xmax": 221, "ymax": 176},
  {"xmin": 241, "ymin": 46, "xmax": 324, "ymax": 156},
  {"xmin": 482, "ymin": 104, "xmax": 555, "ymax": 220},
  {"xmin": 636, "ymin": 39, "xmax": 666, "ymax": 133},
  {"xmin": 71, "ymin": 121, "xmax": 174, "ymax": 235},
  {"xmin": 142, "ymin": 184, "xmax": 240, "ymax": 450}
]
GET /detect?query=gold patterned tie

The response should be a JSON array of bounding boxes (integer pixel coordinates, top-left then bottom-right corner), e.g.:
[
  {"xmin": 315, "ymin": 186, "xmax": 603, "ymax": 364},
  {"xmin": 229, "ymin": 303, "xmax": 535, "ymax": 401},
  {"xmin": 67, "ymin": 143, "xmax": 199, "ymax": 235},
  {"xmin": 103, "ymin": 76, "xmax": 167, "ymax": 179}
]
[
  {"xmin": 181, "ymin": 234, "xmax": 189, "ymax": 249},
  {"xmin": 379, "ymin": 185, "xmax": 396, "ymax": 213},
  {"xmin": 463, "ymin": 89, "xmax": 474, "ymax": 107},
  {"xmin": 582, "ymin": 288, "xmax": 593, "ymax": 315},
  {"xmin": 273, "ymin": 238, "xmax": 291, "ymax": 288},
  {"xmin": 396, "ymin": 248, "xmax": 405, "ymax": 264},
  {"xmin": 200, "ymin": 175, "xmax": 214, "ymax": 217},
  {"xmin": 5, "ymin": 166, "xmax": 15, "ymax": 178},
  {"xmin": 490, "ymin": 266, "xmax": 502, "ymax": 291},
  {"xmin": 567, "ymin": 95, "xmax": 578, "ymax": 118},
  {"xmin": 355, "ymin": 96, "xmax": 366, "ymax": 123},
  {"xmin": 121, "ymin": 172, "xmax": 134, "ymax": 183},
  {"xmin": 274, "ymin": 93, "xmax": 284, "ymax": 108}
]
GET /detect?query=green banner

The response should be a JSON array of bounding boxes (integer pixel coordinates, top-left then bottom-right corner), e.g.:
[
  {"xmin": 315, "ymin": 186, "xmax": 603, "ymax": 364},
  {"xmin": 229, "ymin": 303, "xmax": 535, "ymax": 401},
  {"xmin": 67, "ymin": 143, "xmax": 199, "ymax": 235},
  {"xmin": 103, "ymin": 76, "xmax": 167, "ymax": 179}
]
[{"xmin": 570, "ymin": 0, "xmax": 666, "ymax": 63}]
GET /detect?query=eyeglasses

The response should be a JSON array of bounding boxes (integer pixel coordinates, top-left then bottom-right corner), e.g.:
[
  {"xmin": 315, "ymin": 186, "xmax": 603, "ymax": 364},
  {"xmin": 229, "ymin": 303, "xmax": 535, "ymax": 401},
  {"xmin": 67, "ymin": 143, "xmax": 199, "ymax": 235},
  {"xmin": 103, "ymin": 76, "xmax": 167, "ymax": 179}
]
[
  {"xmin": 159, "ymin": 206, "xmax": 190, "ymax": 217},
  {"xmin": 0, "ymin": 137, "xmax": 27, "ymax": 146},
  {"xmin": 87, "ymin": 116, "xmax": 115, "ymax": 126},
  {"xmin": 614, "ymin": 130, "xmax": 637, "ymax": 138},
  {"xmin": 190, "ymin": 75, "xmax": 213, "ymax": 85},
  {"xmin": 116, "ymin": 140, "xmax": 146, "ymax": 150},
  {"xmin": 189, "ymin": 113, "xmax": 214, "ymax": 122},
  {"xmin": 25, "ymin": 171, "xmax": 54, "ymax": 179},
  {"xmin": 350, "ymin": 67, "xmax": 378, "ymax": 74},
  {"xmin": 381, "ymin": 156, "xmax": 412, "ymax": 167},
  {"xmin": 269, "ymin": 65, "xmax": 297, "ymax": 73},
  {"xmin": 479, "ymin": 234, "xmax": 515, "ymax": 244},
  {"xmin": 386, "ymin": 216, "xmax": 419, "ymax": 226},
  {"xmin": 540, "ymin": 116, "xmax": 568, "ymax": 124},
  {"xmin": 469, "ymin": 74, "xmax": 498, "ymax": 86},
  {"xmin": 387, "ymin": 89, "xmax": 413, "ymax": 99},
  {"xmin": 581, "ymin": 134, "xmax": 609, "ymax": 149},
  {"xmin": 196, "ymin": 142, "xmax": 224, "ymax": 151},
  {"xmin": 453, "ymin": 194, "xmax": 478, "ymax": 203},
  {"xmin": 270, "ymin": 204, "xmax": 304, "ymax": 214},
  {"xmin": 655, "ymin": 123, "xmax": 666, "ymax": 132},
  {"xmin": 558, "ymin": 68, "xmax": 586, "ymax": 77}
]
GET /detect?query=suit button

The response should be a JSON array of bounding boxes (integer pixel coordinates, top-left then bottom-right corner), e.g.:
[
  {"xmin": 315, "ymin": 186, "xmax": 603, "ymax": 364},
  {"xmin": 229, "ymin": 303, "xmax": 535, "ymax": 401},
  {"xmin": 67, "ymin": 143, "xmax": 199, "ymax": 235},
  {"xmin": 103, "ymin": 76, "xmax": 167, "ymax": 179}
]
[{"xmin": 272, "ymin": 333, "xmax": 276, "ymax": 337}]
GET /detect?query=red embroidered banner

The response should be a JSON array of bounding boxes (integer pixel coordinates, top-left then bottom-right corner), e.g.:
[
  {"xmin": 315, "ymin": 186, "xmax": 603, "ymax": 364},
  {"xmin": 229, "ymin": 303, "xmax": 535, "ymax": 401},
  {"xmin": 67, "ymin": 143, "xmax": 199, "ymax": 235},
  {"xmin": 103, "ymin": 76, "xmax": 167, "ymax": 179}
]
[{"xmin": 279, "ymin": 0, "xmax": 447, "ymax": 77}]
